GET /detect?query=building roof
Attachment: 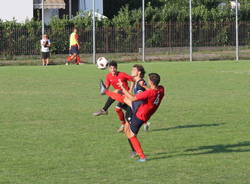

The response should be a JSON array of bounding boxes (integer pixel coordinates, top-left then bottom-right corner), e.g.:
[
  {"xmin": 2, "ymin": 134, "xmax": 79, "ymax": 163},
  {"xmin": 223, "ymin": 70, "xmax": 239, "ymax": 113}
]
[{"xmin": 34, "ymin": 0, "xmax": 65, "ymax": 9}]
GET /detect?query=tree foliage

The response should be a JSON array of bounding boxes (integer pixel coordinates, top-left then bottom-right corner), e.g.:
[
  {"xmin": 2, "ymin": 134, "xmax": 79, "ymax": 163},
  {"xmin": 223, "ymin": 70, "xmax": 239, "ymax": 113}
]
[{"xmin": 1, "ymin": 1, "xmax": 250, "ymax": 57}]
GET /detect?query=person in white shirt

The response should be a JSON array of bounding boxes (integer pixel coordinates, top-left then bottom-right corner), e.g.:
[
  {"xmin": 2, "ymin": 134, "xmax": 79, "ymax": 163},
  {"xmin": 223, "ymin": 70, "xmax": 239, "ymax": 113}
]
[{"xmin": 40, "ymin": 34, "xmax": 51, "ymax": 66}]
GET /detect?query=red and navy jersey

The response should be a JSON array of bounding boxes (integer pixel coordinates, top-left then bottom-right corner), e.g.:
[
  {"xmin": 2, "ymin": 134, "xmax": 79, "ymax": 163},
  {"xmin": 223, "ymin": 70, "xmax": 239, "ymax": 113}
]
[
  {"xmin": 134, "ymin": 85, "xmax": 165, "ymax": 122},
  {"xmin": 133, "ymin": 79, "xmax": 146, "ymax": 94},
  {"xmin": 131, "ymin": 79, "xmax": 147, "ymax": 113},
  {"xmin": 105, "ymin": 72, "xmax": 133, "ymax": 90}
]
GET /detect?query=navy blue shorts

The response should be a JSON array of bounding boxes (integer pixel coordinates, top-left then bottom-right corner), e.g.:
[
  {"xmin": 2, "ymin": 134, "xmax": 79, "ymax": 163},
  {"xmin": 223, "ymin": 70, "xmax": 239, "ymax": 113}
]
[
  {"xmin": 130, "ymin": 114, "xmax": 144, "ymax": 135},
  {"xmin": 123, "ymin": 101, "xmax": 144, "ymax": 124},
  {"xmin": 70, "ymin": 46, "xmax": 79, "ymax": 55},
  {"xmin": 132, "ymin": 100, "xmax": 143, "ymax": 113}
]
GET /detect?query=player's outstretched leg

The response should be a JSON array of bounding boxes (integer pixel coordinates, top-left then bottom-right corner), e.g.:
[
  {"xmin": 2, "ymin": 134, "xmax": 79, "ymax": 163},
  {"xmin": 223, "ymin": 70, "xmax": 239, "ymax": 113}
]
[
  {"xmin": 99, "ymin": 80, "xmax": 125, "ymax": 102},
  {"xmin": 99, "ymin": 80, "xmax": 107, "ymax": 95},
  {"xmin": 105, "ymin": 90, "xmax": 125, "ymax": 103}
]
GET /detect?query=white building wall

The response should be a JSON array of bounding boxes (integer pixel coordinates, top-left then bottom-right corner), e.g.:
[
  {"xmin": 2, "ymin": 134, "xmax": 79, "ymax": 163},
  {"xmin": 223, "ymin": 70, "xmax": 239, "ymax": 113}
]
[
  {"xmin": 0, "ymin": 0, "xmax": 33, "ymax": 22},
  {"xmin": 79, "ymin": 0, "xmax": 103, "ymax": 14},
  {"xmin": 44, "ymin": 9, "xmax": 59, "ymax": 24}
]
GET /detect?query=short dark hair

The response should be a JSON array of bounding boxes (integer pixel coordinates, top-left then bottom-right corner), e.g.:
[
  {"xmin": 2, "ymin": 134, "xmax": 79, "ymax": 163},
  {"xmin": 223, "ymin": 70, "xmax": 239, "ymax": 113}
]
[
  {"xmin": 108, "ymin": 61, "xmax": 118, "ymax": 68},
  {"xmin": 149, "ymin": 73, "xmax": 160, "ymax": 86},
  {"xmin": 133, "ymin": 64, "xmax": 145, "ymax": 78}
]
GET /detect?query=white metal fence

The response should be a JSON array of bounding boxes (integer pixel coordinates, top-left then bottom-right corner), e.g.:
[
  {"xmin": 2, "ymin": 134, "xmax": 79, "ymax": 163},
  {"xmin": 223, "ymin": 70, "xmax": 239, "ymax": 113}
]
[{"xmin": 0, "ymin": 0, "xmax": 245, "ymax": 62}]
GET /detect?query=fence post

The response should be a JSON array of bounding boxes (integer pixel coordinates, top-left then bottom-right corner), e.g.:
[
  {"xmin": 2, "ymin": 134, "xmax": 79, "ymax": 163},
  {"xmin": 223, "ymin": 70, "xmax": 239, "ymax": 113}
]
[
  {"xmin": 236, "ymin": 0, "xmax": 239, "ymax": 61},
  {"xmin": 189, "ymin": 0, "xmax": 193, "ymax": 62},
  {"xmin": 42, "ymin": 0, "xmax": 44, "ymax": 35},
  {"xmin": 92, "ymin": 0, "xmax": 96, "ymax": 64},
  {"xmin": 69, "ymin": 0, "xmax": 72, "ymax": 19},
  {"xmin": 142, "ymin": 0, "xmax": 145, "ymax": 62}
]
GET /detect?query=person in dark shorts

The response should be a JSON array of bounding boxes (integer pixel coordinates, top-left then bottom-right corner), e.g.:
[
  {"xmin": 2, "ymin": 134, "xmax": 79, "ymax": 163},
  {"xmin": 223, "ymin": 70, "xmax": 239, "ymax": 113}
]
[
  {"xmin": 93, "ymin": 61, "xmax": 134, "ymax": 132},
  {"xmin": 66, "ymin": 27, "xmax": 81, "ymax": 65},
  {"xmin": 40, "ymin": 34, "xmax": 51, "ymax": 66},
  {"xmin": 100, "ymin": 73, "xmax": 165, "ymax": 162},
  {"xmin": 103, "ymin": 64, "xmax": 150, "ymax": 133}
]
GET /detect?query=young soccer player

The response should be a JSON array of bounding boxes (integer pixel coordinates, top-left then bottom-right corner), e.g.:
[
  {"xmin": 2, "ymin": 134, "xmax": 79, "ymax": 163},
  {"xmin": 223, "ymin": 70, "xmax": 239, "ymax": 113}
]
[
  {"xmin": 104, "ymin": 64, "xmax": 150, "ymax": 132},
  {"xmin": 130, "ymin": 64, "xmax": 151, "ymax": 131},
  {"xmin": 117, "ymin": 64, "xmax": 147, "ymax": 133},
  {"xmin": 93, "ymin": 61, "xmax": 134, "ymax": 131},
  {"xmin": 66, "ymin": 27, "xmax": 81, "ymax": 65},
  {"xmin": 100, "ymin": 73, "xmax": 165, "ymax": 162}
]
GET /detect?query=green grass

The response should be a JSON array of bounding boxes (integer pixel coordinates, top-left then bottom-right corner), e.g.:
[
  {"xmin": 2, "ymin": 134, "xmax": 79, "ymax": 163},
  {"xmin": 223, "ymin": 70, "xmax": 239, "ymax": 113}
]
[{"xmin": 0, "ymin": 61, "xmax": 250, "ymax": 184}]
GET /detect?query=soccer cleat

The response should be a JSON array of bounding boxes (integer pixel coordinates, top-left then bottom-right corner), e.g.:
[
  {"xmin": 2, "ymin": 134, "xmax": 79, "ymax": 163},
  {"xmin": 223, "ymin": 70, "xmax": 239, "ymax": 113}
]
[
  {"xmin": 130, "ymin": 151, "xmax": 137, "ymax": 158},
  {"xmin": 137, "ymin": 158, "xmax": 146, "ymax": 162},
  {"xmin": 92, "ymin": 109, "xmax": 108, "ymax": 116},
  {"xmin": 99, "ymin": 80, "xmax": 107, "ymax": 95},
  {"xmin": 144, "ymin": 122, "xmax": 151, "ymax": 131},
  {"xmin": 117, "ymin": 125, "xmax": 124, "ymax": 133},
  {"xmin": 65, "ymin": 62, "xmax": 69, "ymax": 65}
]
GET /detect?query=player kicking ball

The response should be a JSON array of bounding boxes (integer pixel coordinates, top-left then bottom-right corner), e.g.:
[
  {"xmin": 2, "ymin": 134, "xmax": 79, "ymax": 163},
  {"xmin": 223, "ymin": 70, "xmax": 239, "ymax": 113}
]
[
  {"xmin": 130, "ymin": 64, "xmax": 151, "ymax": 131},
  {"xmin": 93, "ymin": 61, "xmax": 134, "ymax": 132},
  {"xmin": 108, "ymin": 64, "xmax": 151, "ymax": 132},
  {"xmin": 99, "ymin": 73, "xmax": 165, "ymax": 162}
]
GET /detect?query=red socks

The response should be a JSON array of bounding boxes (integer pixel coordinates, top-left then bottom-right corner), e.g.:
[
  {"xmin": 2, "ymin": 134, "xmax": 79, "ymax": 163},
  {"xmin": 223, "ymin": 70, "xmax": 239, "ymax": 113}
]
[
  {"xmin": 67, "ymin": 55, "xmax": 80, "ymax": 64},
  {"xmin": 67, "ymin": 56, "xmax": 71, "ymax": 62},
  {"xmin": 115, "ymin": 108, "xmax": 125, "ymax": 124},
  {"xmin": 67, "ymin": 55, "xmax": 75, "ymax": 62},
  {"xmin": 76, "ymin": 55, "xmax": 81, "ymax": 64},
  {"xmin": 129, "ymin": 136, "xmax": 145, "ymax": 159},
  {"xmin": 105, "ymin": 90, "xmax": 125, "ymax": 103}
]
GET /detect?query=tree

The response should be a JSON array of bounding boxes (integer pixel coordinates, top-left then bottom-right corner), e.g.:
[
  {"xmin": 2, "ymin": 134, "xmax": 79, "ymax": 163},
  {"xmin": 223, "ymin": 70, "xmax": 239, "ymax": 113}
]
[{"xmin": 103, "ymin": 0, "xmax": 163, "ymax": 18}]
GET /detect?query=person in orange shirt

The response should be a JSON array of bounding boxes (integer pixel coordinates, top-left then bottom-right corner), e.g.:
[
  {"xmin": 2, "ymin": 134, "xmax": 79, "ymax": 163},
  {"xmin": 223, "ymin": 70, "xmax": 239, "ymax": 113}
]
[{"xmin": 66, "ymin": 27, "xmax": 81, "ymax": 65}]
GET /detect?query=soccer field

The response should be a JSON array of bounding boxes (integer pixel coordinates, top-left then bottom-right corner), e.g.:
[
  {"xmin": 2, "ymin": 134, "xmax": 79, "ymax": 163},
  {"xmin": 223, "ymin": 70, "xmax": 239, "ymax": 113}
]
[{"xmin": 0, "ymin": 61, "xmax": 250, "ymax": 184}]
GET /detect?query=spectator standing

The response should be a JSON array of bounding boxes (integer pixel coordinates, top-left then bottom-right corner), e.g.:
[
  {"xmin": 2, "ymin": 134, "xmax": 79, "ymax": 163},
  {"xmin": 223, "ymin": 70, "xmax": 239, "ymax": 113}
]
[{"xmin": 40, "ymin": 34, "xmax": 51, "ymax": 66}]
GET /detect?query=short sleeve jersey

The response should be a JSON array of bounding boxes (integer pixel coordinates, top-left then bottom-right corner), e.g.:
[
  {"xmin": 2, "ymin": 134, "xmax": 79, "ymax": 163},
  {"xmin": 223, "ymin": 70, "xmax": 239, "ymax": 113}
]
[
  {"xmin": 135, "ymin": 85, "xmax": 165, "ymax": 122},
  {"xmin": 105, "ymin": 72, "xmax": 133, "ymax": 91}
]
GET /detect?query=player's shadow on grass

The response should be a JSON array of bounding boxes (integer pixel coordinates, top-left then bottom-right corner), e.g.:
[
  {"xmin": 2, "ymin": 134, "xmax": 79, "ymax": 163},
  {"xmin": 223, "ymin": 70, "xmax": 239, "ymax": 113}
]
[
  {"xmin": 185, "ymin": 141, "xmax": 250, "ymax": 155},
  {"xmin": 152, "ymin": 123, "xmax": 224, "ymax": 132},
  {"xmin": 149, "ymin": 141, "xmax": 250, "ymax": 161}
]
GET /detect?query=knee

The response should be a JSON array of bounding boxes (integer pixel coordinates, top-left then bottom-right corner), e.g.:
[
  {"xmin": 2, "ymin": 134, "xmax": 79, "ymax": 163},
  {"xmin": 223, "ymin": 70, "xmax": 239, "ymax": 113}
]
[{"xmin": 124, "ymin": 122, "xmax": 134, "ymax": 138}]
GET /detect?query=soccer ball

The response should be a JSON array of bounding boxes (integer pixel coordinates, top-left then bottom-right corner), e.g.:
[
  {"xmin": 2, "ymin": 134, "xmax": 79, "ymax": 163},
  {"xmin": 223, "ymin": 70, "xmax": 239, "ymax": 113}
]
[{"xmin": 96, "ymin": 57, "xmax": 109, "ymax": 70}]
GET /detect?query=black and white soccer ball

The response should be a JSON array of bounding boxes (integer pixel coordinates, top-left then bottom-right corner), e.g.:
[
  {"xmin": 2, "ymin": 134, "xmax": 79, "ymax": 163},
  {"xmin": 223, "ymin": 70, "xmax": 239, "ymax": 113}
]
[{"xmin": 96, "ymin": 57, "xmax": 109, "ymax": 70}]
